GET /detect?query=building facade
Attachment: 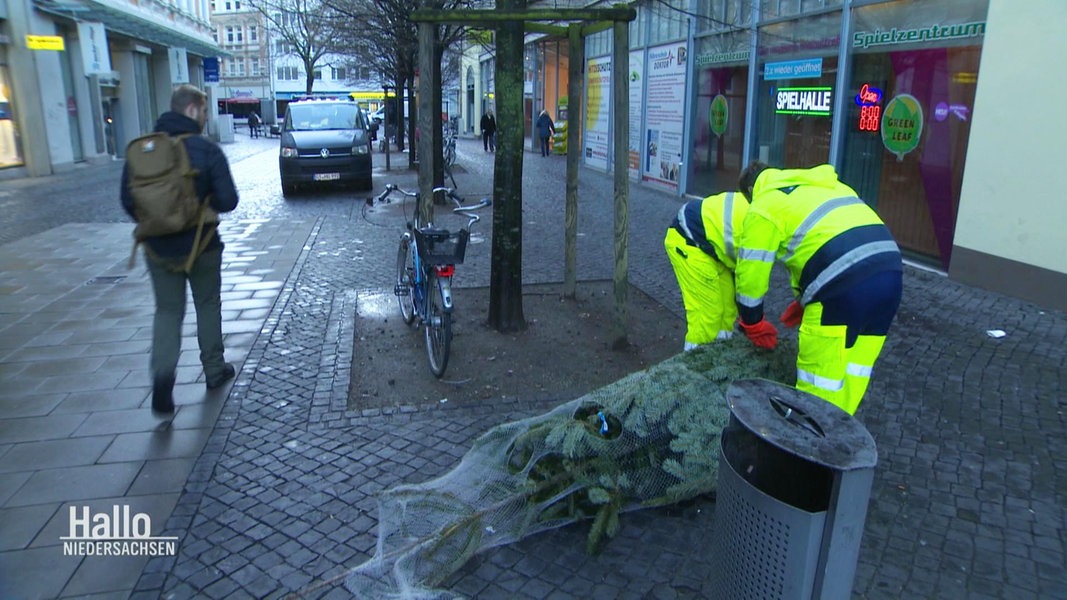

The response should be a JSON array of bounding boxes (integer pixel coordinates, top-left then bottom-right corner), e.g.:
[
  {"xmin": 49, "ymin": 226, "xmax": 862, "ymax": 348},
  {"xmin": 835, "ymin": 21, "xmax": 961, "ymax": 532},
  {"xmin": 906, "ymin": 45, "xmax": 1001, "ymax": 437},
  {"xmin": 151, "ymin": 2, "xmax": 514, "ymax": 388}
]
[
  {"xmin": 470, "ymin": 0, "xmax": 1064, "ymax": 311},
  {"xmin": 0, "ymin": 0, "xmax": 221, "ymax": 178},
  {"xmin": 210, "ymin": 0, "xmax": 270, "ymax": 121}
]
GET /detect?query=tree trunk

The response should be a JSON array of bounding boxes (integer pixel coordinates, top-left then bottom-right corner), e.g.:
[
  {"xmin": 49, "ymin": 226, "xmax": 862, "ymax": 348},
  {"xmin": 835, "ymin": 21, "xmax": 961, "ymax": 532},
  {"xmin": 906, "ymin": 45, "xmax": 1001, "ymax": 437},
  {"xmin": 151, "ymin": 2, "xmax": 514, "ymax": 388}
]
[
  {"xmin": 488, "ymin": 0, "xmax": 526, "ymax": 333},
  {"xmin": 431, "ymin": 40, "xmax": 446, "ymax": 197}
]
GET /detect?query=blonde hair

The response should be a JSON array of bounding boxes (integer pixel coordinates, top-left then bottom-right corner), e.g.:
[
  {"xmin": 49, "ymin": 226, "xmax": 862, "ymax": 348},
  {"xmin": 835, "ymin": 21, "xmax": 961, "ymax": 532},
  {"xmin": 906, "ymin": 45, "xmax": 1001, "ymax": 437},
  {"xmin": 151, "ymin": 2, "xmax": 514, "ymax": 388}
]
[{"xmin": 171, "ymin": 84, "xmax": 207, "ymax": 113}]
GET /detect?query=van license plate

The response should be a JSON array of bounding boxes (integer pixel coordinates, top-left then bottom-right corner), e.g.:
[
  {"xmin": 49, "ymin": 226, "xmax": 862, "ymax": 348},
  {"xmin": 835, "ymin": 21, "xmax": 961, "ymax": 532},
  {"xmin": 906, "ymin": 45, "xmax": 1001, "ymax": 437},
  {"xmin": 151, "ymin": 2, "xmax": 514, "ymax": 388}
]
[{"xmin": 314, "ymin": 173, "xmax": 340, "ymax": 181}]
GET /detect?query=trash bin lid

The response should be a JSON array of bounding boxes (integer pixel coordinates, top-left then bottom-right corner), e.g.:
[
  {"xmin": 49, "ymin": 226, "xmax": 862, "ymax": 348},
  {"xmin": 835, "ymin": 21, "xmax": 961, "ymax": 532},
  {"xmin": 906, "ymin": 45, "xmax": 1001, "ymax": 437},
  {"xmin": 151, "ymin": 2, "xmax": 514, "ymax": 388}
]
[{"xmin": 726, "ymin": 379, "xmax": 877, "ymax": 471}]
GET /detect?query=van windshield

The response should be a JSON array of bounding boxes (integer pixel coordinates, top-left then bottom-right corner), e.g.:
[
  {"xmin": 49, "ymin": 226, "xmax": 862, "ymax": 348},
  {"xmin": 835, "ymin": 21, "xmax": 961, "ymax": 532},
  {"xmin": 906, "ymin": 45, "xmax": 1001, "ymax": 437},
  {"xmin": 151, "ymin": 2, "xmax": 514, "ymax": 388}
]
[{"xmin": 286, "ymin": 104, "xmax": 364, "ymax": 131}]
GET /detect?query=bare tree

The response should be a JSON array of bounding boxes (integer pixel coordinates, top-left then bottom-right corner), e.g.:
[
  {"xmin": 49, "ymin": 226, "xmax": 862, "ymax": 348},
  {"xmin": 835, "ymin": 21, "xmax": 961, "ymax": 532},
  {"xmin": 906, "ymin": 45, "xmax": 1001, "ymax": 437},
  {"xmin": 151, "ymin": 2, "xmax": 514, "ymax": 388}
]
[
  {"xmin": 247, "ymin": 0, "xmax": 349, "ymax": 96},
  {"xmin": 326, "ymin": 0, "xmax": 473, "ymax": 170}
]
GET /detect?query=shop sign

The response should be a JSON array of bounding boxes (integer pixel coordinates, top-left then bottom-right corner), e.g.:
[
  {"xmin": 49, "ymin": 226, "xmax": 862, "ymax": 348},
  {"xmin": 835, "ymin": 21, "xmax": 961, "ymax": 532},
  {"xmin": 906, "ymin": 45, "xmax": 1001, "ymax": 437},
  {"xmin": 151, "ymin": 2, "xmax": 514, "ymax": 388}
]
[
  {"xmin": 852, "ymin": 21, "xmax": 985, "ymax": 49},
  {"xmin": 77, "ymin": 23, "xmax": 111, "ymax": 74},
  {"xmin": 710, "ymin": 94, "xmax": 728, "ymax": 137},
  {"xmin": 855, "ymin": 83, "xmax": 883, "ymax": 132},
  {"xmin": 696, "ymin": 50, "xmax": 749, "ymax": 67},
  {"xmin": 881, "ymin": 94, "xmax": 923, "ymax": 160},
  {"xmin": 934, "ymin": 101, "xmax": 969, "ymax": 122},
  {"xmin": 26, "ymin": 35, "xmax": 64, "ymax": 51},
  {"xmin": 775, "ymin": 86, "xmax": 832, "ymax": 116},
  {"xmin": 204, "ymin": 57, "xmax": 220, "ymax": 83},
  {"xmin": 169, "ymin": 47, "xmax": 189, "ymax": 84},
  {"xmin": 764, "ymin": 58, "xmax": 823, "ymax": 81}
]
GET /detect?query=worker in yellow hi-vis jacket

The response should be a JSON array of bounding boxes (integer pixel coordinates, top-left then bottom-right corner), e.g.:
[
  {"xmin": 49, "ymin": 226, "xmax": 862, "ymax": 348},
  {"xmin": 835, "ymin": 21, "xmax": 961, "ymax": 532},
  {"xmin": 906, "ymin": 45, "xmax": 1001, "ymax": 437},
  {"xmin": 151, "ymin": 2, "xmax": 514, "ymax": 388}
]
[
  {"xmin": 664, "ymin": 191, "xmax": 748, "ymax": 351},
  {"xmin": 733, "ymin": 162, "xmax": 903, "ymax": 415}
]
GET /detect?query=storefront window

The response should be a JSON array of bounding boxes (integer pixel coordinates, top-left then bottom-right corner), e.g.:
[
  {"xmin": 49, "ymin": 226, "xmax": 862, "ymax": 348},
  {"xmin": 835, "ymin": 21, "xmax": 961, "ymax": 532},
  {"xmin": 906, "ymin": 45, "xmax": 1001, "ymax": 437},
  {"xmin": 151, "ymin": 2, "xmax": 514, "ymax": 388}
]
[
  {"xmin": 761, "ymin": 0, "xmax": 841, "ymax": 20},
  {"xmin": 753, "ymin": 11, "xmax": 840, "ymax": 168},
  {"xmin": 689, "ymin": 31, "xmax": 752, "ymax": 196},
  {"xmin": 696, "ymin": 0, "xmax": 754, "ymax": 33},
  {"xmin": 646, "ymin": 0, "xmax": 689, "ymax": 45},
  {"xmin": 0, "ymin": 62, "xmax": 25, "ymax": 169},
  {"xmin": 841, "ymin": 0, "xmax": 988, "ymax": 268}
]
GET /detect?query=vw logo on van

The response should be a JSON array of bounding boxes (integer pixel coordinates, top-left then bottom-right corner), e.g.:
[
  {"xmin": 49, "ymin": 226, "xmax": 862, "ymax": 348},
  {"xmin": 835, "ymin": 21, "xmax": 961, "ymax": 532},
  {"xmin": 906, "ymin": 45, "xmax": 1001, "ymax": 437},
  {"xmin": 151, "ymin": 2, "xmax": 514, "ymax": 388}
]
[{"xmin": 320, "ymin": 148, "xmax": 330, "ymax": 158}]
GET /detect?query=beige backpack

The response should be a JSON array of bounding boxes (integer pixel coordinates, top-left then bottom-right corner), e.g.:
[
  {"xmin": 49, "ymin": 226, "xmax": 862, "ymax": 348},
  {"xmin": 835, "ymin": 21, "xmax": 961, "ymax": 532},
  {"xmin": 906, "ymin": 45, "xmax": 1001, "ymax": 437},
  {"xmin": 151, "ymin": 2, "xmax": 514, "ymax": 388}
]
[{"xmin": 125, "ymin": 132, "xmax": 216, "ymax": 272}]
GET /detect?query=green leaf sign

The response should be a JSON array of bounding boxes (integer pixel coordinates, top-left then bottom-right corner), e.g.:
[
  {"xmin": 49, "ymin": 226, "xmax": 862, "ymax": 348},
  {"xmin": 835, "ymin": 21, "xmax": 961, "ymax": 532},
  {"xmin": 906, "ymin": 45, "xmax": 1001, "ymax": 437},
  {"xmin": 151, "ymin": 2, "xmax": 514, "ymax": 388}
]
[
  {"xmin": 710, "ymin": 94, "xmax": 728, "ymax": 137},
  {"xmin": 881, "ymin": 94, "xmax": 923, "ymax": 160}
]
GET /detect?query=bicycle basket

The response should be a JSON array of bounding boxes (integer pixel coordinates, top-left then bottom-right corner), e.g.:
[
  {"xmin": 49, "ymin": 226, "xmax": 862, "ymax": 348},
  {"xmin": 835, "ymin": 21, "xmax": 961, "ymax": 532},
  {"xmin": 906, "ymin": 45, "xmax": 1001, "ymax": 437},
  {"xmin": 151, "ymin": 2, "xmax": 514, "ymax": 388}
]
[{"xmin": 414, "ymin": 228, "xmax": 469, "ymax": 265}]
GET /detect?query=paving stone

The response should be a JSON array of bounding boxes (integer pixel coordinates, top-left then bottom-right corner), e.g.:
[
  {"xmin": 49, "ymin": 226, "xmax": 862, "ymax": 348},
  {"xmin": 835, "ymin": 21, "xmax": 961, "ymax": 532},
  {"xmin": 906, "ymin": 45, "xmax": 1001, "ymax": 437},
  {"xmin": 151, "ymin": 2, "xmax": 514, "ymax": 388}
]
[{"xmin": 5, "ymin": 137, "xmax": 1065, "ymax": 599}]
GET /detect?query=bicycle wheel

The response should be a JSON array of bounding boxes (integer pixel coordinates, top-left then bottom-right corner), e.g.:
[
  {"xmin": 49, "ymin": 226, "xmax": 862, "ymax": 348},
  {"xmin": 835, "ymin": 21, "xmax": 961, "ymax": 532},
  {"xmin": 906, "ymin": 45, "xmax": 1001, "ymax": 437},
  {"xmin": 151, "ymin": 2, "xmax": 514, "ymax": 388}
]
[
  {"xmin": 395, "ymin": 236, "xmax": 416, "ymax": 324},
  {"xmin": 445, "ymin": 143, "xmax": 456, "ymax": 170},
  {"xmin": 424, "ymin": 272, "xmax": 452, "ymax": 378}
]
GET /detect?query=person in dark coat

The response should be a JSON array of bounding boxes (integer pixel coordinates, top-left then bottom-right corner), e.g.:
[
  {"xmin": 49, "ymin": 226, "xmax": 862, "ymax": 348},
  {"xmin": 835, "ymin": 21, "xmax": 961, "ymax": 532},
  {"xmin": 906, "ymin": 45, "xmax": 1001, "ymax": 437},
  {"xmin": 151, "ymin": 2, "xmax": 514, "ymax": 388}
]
[
  {"xmin": 120, "ymin": 84, "xmax": 240, "ymax": 414},
  {"xmin": 535, "ymin": 110, "xmax": 555, "ymax": 156},
  {"xmin": 248, "ymin": 111, "xmax": 261, "ymax": 138},
  {"xmin": 480, "ymin": 108, "xmax": 497, "ymax": 152}
]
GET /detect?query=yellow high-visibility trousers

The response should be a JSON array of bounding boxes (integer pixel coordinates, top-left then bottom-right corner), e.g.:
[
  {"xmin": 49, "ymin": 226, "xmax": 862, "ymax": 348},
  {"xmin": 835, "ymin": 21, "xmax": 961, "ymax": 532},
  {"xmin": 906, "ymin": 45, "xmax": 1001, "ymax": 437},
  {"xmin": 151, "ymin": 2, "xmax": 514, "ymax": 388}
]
[
  {"xmin": 664, "ymin": 228, "xmax": 736, "ymax": 349},
  {"xmin": 795, "ymin": 302, "xmax": 888, "ymax": 415}
]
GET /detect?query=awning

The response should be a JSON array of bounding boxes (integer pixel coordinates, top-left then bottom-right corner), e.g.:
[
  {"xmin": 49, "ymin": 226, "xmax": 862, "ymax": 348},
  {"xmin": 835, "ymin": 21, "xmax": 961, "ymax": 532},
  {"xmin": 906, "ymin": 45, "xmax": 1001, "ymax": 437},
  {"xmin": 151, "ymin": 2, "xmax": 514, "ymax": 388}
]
[
  {"xmin": 224, "ymin": 97, "xmax": 261, "ymax": 104},
  {"xmin": 33, "ymin": 0, "xmax": 228, "ymax": 58}
]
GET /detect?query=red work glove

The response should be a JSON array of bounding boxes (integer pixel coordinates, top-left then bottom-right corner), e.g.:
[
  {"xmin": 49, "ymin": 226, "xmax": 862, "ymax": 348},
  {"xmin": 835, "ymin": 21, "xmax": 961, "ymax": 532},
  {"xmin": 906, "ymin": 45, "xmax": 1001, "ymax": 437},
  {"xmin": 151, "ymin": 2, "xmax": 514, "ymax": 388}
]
[
  {"xmin": 738, "ymin": 319, "xmax": 778, "ymax": 350},
  {"xmin": 779, "ymin": 301, "xmax": 804, "ymax": 328}
]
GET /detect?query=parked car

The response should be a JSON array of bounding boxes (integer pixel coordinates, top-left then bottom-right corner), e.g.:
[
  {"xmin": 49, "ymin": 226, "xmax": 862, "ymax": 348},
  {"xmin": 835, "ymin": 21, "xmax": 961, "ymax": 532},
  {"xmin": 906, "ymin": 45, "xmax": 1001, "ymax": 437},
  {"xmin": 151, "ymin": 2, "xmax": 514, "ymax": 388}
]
[{"xmin": 278, "ymin": 98, "xmax": 373, "ymax": 196}]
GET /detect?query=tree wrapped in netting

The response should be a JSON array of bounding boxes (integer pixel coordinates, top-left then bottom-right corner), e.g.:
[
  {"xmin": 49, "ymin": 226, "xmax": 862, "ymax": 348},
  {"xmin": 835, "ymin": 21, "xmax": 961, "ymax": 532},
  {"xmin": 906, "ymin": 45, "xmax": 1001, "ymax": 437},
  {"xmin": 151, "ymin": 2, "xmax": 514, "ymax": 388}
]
[{"xmin": 346, "ymin": 337, "xmax": 796, "ymax": 599}]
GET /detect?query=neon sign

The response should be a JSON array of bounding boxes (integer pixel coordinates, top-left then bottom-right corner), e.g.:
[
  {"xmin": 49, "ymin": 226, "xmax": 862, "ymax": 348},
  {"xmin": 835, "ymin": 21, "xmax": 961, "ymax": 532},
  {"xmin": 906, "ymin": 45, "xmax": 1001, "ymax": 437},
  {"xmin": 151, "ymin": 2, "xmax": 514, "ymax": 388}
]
[
  {"xmin": 775, "ymin": 87, "xmax": 833, "ymax": 116},
  {"xmin": 855, "ymin": 83, "xmax": 883, "ymax": 132}
]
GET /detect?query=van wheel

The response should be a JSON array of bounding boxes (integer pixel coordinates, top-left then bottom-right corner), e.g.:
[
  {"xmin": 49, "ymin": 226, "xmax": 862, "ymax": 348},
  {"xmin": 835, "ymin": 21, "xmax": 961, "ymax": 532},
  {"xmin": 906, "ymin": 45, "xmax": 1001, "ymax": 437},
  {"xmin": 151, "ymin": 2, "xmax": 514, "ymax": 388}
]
[{"xmin": 282, "ymin": 182, "xmax": 297, "ymax": 197}]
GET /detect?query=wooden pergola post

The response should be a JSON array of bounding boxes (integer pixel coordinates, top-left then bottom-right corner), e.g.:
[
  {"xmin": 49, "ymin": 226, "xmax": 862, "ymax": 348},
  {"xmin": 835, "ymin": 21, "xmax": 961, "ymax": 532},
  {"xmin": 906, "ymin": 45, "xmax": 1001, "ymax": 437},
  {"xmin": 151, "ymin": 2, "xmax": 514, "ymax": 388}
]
[
  {"xmin": 610, "ymin": 19, "xmax": 629, "ymax": 350},
  {"xmin": 563, "ymin": 22, "xmax": 584, "ymax": 299}
]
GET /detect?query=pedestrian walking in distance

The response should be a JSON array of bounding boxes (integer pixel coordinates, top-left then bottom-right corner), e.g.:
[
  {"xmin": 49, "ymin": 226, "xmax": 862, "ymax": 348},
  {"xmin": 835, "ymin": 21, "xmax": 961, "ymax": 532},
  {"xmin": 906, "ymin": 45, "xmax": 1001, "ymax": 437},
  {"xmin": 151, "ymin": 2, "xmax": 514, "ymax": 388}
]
[
  {"xmin": 480, "ymin": 108, "xmax": 497, "ymax": 152},
  {"xmin": 733, "ymin": 161, "xmax": 903, "ymax": 415},
  {"xmin": 248, "ymin": 111, "xmax": 261, "ymax": 138},
  {"xmin": 120, "ymin": 84, "xmax": 240, "ymax": 415},
  {"xmin": 536, "ymin": 110, "xmax": 556, "ymax": 156},
  {"xmin": 664, "ymin": 191, "xmax": 748, "ymax": 351}
]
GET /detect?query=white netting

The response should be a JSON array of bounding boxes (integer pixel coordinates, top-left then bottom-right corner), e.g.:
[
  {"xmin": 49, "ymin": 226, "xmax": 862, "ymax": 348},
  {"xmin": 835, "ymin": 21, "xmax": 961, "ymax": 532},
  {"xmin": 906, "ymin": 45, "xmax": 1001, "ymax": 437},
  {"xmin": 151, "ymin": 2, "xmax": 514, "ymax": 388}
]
[{"xmin": 346, "ymin": 337, "xmax": 796, "ymax": 599}]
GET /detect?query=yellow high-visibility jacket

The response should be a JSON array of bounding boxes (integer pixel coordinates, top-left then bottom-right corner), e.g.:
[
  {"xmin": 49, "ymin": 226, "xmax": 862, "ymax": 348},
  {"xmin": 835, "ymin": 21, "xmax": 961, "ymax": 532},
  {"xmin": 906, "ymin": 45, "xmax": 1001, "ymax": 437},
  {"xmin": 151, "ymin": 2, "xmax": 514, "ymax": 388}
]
[
  {"xmin": 671, "ymin": 191, "xmax": 747, "ymax": 269},
  {"xmin": 734, "ymin": 164, "xmax": 901, "ymax": 324}
]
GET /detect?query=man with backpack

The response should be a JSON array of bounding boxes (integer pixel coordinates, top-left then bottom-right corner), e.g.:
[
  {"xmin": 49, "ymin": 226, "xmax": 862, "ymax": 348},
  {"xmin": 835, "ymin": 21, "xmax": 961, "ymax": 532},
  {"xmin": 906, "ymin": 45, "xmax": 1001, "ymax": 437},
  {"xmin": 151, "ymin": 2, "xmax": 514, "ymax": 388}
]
[{"xmin": 120, "ymin": 84, "xmax": 240, "ymax": 415}]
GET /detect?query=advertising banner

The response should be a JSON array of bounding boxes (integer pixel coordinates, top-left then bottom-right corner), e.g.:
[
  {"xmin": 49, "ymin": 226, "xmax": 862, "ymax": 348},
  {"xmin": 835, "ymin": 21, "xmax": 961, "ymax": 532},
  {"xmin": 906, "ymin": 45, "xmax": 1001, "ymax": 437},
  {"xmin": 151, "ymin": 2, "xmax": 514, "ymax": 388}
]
[
  {"xmin": 628, "ymin": 50, "xmax": 644, "ymax": 181},
  {"xmin": 584, "ymin": 56, "xmax": 611, "ymax": 171},
  {"xmin": 641, "ymin": 42, "xmax": 688, "ymax": 190}
]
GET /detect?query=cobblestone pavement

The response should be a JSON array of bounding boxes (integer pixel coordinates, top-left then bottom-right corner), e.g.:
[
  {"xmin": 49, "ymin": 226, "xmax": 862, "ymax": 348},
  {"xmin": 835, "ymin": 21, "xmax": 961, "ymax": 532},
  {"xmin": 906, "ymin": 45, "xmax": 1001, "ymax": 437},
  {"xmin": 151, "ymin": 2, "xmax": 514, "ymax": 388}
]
[{"xmin": 2, "ymin": 131, "xmax": 1065, "ymax": 599}]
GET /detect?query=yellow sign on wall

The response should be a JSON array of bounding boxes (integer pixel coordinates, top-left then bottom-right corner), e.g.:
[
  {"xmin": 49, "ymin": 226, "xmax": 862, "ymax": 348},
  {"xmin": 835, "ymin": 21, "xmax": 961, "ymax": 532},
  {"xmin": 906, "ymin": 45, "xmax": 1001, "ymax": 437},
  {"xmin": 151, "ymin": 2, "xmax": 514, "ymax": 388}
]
[{"xmin": 27, "ymin": 35, "xmax": 65, "ymax": 51}]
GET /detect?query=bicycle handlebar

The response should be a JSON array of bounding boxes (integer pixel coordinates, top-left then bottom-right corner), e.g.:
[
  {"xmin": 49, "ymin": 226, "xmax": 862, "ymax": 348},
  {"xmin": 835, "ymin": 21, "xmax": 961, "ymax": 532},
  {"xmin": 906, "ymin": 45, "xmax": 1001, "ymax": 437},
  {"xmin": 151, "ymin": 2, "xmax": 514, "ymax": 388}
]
[{"xmin": 375, "ymin": 185, "xmax": 490, "ymax": 218}]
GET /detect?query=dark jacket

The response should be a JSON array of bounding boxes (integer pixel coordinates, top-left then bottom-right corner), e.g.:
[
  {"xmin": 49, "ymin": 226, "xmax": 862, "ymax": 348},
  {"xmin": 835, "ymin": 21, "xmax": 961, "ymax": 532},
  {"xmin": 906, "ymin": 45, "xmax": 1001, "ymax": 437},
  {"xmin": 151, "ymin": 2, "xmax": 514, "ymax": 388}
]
[
  {"xmin": 479, "ymin": 113, "xmax": 496, "ymax": 135},
  {"xmin": 121, "ymin": 111, "xmax": 239, "ymax": 259},
  {"xmin": 535, "ymin": 112, "xmax": 555, "ymax": 139}
]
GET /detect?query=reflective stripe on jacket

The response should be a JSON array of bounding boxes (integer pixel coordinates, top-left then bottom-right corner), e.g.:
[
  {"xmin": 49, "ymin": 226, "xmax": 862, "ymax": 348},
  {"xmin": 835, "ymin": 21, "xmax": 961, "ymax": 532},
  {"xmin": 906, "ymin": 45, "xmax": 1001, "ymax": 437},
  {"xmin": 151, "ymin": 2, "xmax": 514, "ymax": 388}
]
[
  {"xmin": 671, "ymin": 191, "xmax": 748, "ymax": 270},
  {"xmin": 734, "ymin": 164, "xmax": 902, "ymax": 324}
]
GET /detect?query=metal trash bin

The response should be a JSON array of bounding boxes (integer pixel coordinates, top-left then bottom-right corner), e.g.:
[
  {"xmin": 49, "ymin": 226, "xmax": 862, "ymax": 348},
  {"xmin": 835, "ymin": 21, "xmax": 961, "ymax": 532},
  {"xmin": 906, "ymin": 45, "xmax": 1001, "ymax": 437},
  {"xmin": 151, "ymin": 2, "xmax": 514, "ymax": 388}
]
[{"xmin": 708, "ymin": 379, "xmax": 877, "ymax": 600}]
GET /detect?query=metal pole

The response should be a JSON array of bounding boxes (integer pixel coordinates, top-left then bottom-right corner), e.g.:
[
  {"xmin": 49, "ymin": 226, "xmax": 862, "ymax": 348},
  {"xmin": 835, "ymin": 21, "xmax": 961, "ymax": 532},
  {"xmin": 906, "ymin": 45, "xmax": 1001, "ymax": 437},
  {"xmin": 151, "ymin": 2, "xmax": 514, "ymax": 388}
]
[
  {"xmin": 828, "ymin": 0, "xmax": 854, "ymax": 169},
  {"xmin": 742, "ymin": 2, "xmax": 760, "ymax": 166}
]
